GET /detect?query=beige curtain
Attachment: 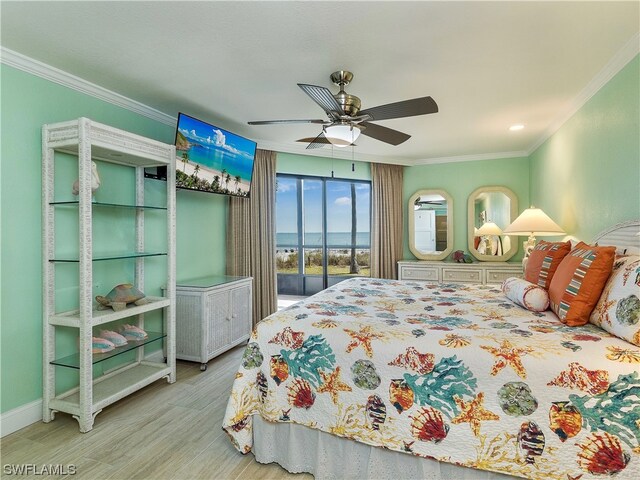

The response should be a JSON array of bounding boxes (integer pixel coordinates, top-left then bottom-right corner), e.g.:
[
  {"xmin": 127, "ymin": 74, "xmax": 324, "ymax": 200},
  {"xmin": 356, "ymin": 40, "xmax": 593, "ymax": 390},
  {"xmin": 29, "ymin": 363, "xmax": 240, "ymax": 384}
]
[
  {"xmin": 370, "ymin": 163, "xmax": 404, "ymax": 279},
  {"xmin": 226, "ymin": 149, "xmax": 277, "ymax": 326}
]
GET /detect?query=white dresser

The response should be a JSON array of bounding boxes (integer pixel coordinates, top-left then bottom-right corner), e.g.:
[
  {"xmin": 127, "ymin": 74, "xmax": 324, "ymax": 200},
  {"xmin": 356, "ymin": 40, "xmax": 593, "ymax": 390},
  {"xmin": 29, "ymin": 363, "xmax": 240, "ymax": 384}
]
[
  {"xmin": 173, "ymin": 275, "xmax": 252, "ymax": 371},
  {"xmin": 398, "ymin": 260, "xmax": 522, "ymax": 285}
]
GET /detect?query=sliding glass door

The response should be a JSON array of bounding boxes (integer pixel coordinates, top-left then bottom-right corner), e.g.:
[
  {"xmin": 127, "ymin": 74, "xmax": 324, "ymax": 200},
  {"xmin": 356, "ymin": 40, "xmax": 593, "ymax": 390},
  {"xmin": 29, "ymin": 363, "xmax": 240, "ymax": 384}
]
[{"xmin": 276, "ymin": 174, "xmax": 371, "ymax": 296}]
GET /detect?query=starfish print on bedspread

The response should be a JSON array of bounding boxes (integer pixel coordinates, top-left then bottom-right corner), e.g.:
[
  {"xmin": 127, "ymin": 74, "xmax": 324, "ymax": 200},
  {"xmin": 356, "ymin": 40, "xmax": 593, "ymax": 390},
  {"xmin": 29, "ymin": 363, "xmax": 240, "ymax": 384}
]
[
  {"xmin": 317, "ymin": 366, "xmax": 352, "ymax": 404},
  {"xmin": 451, "ymin": 392, "xmax": 500, "ymax": 437},
  {"xmin": 480, "ymin": 339, "xmax": 532, "ymax": 378},
  {"xmin": 343, "ymin": 324, "xmax": 386, "ymax": 358}
]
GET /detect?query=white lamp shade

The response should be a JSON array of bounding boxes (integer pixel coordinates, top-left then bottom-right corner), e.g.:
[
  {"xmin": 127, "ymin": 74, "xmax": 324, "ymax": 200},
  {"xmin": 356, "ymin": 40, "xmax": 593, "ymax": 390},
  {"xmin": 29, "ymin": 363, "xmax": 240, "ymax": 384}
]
[
  {"xmin": 503, "ymin": 207, "xmax": 565, "ymax": 236},
  {"xmin": 476, "ymin": 222, "xmax": 503, "ymax": 236},
  {"xmin": 324, "ymin": 124, "xmax": 361, "ymax": 147}
]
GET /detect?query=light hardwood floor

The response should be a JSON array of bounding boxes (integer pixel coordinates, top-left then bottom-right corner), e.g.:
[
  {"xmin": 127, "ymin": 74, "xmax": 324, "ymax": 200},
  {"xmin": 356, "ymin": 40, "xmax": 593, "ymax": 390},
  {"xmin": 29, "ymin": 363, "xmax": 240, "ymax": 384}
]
[{"xmin": 1, "ymin": 346, "xmax": 312, "ymax": 480}]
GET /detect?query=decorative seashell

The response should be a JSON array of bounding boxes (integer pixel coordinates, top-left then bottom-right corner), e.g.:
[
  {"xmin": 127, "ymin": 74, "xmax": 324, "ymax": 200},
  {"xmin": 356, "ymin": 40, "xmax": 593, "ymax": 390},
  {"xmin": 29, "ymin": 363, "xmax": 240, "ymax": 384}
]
[
  {"xmin": 577, "ymin": 432, "xmax": 630, "ymax": 475},
  {"xmin": 119, "ymin": 324, "xmax": 148, "ymax": 341},
  {"xmin": 517, "ymin": 421, "xmax": 545, "ymax": 464},
  {"xmin": 287, "ymin": 378, "xmax": 315, "ymax": 409},
  {"xmin": 572, "ymin": 334, "xmax": 601, "ymax": 342},
  {"xmin": 389, "ymin": 379, "xmax": 414, "ymax": 414},
  {"xmin": 438, "ymin": 333, "xmax": 471, "ymax": 348},
  {"xmin": 99, "ymin": 330, "xmax": 128, "ymax": 347},
  {"xmin": 351, "ymin": 359, "xmax": 381, "ymax": 390},
  {"xmin": 256, "ymin": 372, "xmax": 268, "ymax": 403},
  {"xmin": 268, "ymin": 326, "xmax": 304, "ymax": 349},
  {"xmin": 312, "ymin": 319, "xmax": 338, "ymax": 329},
  {"xmin": 549, "ymin": 401, "xmax": 582, "ymax": 442},
  {"xmin": 71, "ymin": 161, "xmax": 101, "ymax": 196},
  {"xmin": 561, "ymin": 341, "xmax": 582, "ymax": 352},
  {"xmin": 497, "ymin": 382, "xmax": 538, "ymax": 416},
  {"xmin": 388, "ymin": 347, "xmax": 435, "ymax": 375},
  {"xmin": 410, "ymin": 407, "xmax": 449, "ymax": 443},
  {"xmin": 616, "ymin": 294, "xmax": 640, "ymax": 325},
  {"xmin": 241, "ymin": 342, "xmax": 264, "ymax": 369},
  {"xmin": 411, "ymin": 329, "xmax": 426, "ymax": 338},
  {"xmin": 366, "ymin": 394, "xmax": 387, "ymax": 431},
  {"xmin": 270, "ymin": 354, "xmax": 289, "ymax": 385},
  {"xmin": 547, "ymin": 362, "xmax": 609, "ymax": 395},
  {"xmin": 229, "ymin": 416, "xmax": 249, "ymax": 432},
  {"xmin": 92, "ymin": 337, "xmax": 115, "ymax": 354}
]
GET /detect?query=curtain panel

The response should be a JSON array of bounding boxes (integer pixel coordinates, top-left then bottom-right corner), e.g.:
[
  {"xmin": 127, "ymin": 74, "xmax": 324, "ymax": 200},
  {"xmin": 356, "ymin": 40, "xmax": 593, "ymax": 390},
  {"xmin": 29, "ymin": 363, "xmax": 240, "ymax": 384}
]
[
  {"xmin": 226, "ymin": 149, "xmax": 277, "ymax": 326},
  {"xmin": 370, "ymin": 163, "xmax": 404, "ymax": 279}
]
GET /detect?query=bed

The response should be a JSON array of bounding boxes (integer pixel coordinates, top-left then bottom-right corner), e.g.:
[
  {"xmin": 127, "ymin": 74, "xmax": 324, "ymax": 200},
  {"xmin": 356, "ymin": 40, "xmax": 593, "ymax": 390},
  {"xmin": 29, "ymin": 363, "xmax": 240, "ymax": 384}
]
[{"xmin": 223, "ymin": 222, "xmax": 640, "ymax": 480}]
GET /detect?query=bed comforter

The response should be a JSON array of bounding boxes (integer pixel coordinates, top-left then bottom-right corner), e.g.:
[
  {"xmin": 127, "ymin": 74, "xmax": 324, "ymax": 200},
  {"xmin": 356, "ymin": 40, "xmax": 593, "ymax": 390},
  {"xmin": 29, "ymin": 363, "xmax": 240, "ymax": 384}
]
[{"xmin": 223, "ymin": 278, "xmax": 640, "ymax": 480}]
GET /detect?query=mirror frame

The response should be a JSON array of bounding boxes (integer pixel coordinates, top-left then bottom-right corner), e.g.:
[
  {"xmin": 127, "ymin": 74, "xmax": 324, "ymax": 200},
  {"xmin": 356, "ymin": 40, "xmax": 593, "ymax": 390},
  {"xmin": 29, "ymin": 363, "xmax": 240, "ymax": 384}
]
[
  {"xmin": 408, "ymin": 189, "xmax": 454, "ymax": 261},
  {"xmin": 467, "ymin": 186, "xmax": 518, "ymax": 262}
]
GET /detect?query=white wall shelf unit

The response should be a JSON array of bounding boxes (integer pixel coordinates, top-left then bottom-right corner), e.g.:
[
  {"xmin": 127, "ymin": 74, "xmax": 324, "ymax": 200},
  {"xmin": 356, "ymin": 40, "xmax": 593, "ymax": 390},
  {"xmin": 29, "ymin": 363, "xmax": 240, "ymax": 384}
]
[
  {"xmin": 42, "ymin": 118, "xmax": 176, "ymax": 432},
  {"xmin": 398, "ymin": 260, "xmax": 522, "ymax": 285},
  {"xmin": 172, "ymin": 275, "xmax": 252, "ymax": 371}
]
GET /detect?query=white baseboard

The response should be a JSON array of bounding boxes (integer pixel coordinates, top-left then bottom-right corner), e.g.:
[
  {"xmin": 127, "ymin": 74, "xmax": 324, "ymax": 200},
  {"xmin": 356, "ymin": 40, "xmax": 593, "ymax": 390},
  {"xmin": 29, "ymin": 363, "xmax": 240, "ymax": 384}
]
[{"xmin": 1, "ymin": 399, "xmax": 42, "ymax": 437}]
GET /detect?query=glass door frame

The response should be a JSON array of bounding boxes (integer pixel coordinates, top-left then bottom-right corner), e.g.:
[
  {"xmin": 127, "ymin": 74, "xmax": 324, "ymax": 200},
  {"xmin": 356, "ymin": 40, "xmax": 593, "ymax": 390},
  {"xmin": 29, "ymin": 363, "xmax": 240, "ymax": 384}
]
[{"xmin": 276, "ymin": 173, "xmax": 371, "ymax": 296}]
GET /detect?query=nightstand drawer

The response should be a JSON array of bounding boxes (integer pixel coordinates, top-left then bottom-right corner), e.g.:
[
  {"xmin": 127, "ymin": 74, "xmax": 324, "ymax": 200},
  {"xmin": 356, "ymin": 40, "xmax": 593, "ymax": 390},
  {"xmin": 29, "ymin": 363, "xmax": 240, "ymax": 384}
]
[
  {"xmin": 442, "ymin": 268, "xmax": 482, "ymax": 283},
  {"xmin": 486, "ymin": 269, "xmax": 520, "ymax": 284},
  {"xmin": 399, "ymin": 266, "xmax": 439, "ymax": 281}
]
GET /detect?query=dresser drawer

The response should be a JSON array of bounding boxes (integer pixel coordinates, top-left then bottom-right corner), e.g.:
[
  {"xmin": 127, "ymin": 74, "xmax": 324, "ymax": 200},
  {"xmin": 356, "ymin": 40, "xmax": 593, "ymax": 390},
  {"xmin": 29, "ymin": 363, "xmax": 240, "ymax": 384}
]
[
  {"xmin": 442, "ymin": 268, "xmax": 482, "ymax": 283},
  {"xmin": 486, "ymin": 269, "xmax": 520, "ymax": 284},
  {"xmin": 399, "ymin": 266, "xmax": 439, "ymax": 281}
]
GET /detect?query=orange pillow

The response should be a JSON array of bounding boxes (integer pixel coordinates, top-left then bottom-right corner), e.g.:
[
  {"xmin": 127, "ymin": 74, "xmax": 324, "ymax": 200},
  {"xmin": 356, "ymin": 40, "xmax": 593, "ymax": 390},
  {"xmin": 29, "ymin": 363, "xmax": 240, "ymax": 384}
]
[
  {"xmin": 524, "ymin": 241, "xmax": 572, "ymax": 289},
  {"xmin": 549, "ymin": 242, "xmax": 616, "ymax": 326}
]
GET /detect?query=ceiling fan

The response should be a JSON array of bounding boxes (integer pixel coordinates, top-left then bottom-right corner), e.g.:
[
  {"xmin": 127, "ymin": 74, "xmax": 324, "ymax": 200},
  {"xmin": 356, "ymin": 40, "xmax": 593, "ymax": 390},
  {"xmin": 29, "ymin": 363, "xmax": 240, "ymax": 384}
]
[{"xmin": 248, "ymin": 70, "xmax": 438, "ymax": 149}]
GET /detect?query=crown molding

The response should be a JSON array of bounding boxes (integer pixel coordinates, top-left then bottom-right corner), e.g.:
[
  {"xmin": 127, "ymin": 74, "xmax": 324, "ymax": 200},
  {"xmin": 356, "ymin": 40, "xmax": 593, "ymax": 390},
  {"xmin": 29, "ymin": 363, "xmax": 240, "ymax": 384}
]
[
  {"xmin": 0, "ymin": 46, "xmax": 176, "ymax": 126},
  {"xmin": 527, "ymin": 32, "xmax": 640, "ymax": 156},
  {"xmin": 412, "ymin": 150, "xmax": 528, "ymax": 166}
]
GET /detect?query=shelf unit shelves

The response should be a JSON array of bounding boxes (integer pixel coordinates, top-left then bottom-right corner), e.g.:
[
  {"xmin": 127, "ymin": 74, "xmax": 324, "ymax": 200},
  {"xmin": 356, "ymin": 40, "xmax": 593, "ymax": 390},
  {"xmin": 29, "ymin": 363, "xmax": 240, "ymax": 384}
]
[{"xmin": 42, "ymin": 118, "xmax": 177, "ymax": 432}]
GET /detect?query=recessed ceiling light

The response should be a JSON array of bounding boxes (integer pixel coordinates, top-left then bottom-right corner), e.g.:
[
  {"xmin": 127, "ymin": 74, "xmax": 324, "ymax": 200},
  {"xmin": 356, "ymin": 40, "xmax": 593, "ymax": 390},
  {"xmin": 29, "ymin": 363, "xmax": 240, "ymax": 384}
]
[{"xmin": 509, "ymin": 124, "xmax": 525, "ymax": 131}]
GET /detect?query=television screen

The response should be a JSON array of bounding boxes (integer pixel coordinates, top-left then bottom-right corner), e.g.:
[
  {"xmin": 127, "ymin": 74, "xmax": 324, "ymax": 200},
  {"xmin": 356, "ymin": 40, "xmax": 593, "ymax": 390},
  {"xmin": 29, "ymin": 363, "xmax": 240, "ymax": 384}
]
[{"xmin": 173, "ymin": 113, "xmax": 257, "ymax": 197}]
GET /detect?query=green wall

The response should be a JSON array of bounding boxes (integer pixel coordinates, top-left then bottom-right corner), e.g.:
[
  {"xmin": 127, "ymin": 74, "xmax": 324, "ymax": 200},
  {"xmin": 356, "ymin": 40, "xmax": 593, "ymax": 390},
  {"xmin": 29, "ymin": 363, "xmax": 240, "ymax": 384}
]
[
  {"xmin": 0, "ymin": 66, "xmax": 227, "ymax": 413},
  {"xmin": 529, "ymin": 55, "xmax": 640, "ymax": 241},
  {"xmin": 403, "ymin": 157, "xmax": 530, "ymax": 260}
]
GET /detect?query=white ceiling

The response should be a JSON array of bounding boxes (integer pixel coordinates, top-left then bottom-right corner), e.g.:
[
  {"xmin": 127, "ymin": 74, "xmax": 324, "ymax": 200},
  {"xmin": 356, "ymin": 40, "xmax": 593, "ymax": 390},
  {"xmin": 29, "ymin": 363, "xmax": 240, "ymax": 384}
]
[{"xmin": 1, "ymin": 1, "xmax": 638, "ymax": 165}]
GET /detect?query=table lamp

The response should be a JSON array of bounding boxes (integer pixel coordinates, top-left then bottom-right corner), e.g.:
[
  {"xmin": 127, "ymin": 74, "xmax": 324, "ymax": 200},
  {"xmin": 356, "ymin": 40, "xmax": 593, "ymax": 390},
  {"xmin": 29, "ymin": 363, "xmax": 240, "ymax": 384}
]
[
  {"xmin": 503, "ymin": 207, "xmax": 565, "ymax": 267},
  {"xmin": 476, "ymin": 222, "xmax": 503, "ymax": 255}
]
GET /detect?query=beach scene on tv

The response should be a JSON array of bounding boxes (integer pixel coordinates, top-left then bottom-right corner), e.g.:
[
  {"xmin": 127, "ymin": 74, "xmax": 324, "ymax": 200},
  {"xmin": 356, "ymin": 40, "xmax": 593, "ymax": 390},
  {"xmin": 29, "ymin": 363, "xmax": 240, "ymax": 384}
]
[{"xmin": 175, "ymin": 114, "xmax": 256, "ymax": 197}]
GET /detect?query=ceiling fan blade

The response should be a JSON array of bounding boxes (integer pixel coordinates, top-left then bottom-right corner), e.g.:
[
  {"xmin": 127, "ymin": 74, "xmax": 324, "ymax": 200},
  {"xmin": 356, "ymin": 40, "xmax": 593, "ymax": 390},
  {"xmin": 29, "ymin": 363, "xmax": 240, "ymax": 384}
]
[
  {"xmin": 297, "ymin": 136, "xmax": 331, "ymax": 144},
  {"xmin": 360, "ymin": 122, "xmax": 410, "ymax": 145},
  {"xmin": 304, "ymin": 132, "xmax": 329, "ymax": 150},
  {"xmin": 359, "ymin": 96, "xmax": 438, "ymax": 121},
  {"xmin": 248, "ymin": 119, "xmax": 327, "ymax": 125},
  {"xmin": 297, "ymin": 84, "xmax": 345, "ymax": 117}
]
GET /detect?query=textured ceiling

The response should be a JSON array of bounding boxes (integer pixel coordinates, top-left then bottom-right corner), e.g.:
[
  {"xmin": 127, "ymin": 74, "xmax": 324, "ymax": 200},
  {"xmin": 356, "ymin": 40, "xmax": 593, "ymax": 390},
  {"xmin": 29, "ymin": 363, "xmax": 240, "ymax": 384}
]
[{"xmin": 1, "ymin": 1, "xmax": 638, "ymax": 164}]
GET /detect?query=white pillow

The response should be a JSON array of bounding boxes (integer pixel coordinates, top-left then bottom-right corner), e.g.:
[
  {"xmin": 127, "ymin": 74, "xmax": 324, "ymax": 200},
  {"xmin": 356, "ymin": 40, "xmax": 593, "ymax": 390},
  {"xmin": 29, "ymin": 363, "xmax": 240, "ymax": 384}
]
[
  {"xmin": 502, "ymin": 277, "xmax": 550, "ymax": 312},
  {"xmin": 590, "ymin": 255, "xmax": 640, "ymax": 346}
]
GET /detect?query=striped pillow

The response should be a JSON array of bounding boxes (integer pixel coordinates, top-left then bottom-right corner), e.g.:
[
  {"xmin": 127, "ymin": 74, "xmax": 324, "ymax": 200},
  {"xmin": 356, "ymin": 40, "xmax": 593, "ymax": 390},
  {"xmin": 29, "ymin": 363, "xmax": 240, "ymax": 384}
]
[
  {"xmin": 549, "ymin": 242, "xmax": 616, "ymax": 326},
  {"xmin": 524, "ymin": 241, "xmax": 571, "ymax": 289}
]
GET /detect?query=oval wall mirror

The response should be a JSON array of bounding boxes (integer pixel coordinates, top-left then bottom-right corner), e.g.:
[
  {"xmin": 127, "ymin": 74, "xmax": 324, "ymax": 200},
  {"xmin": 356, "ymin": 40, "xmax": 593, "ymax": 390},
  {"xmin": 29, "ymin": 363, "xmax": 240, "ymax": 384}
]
[
  {"xmin": 467, "ymin": 186, "xmax": 518, "ymax": 261},
  {"xmin": 408, "ymin": 189, "xmax": 454, "ymax": 261}
]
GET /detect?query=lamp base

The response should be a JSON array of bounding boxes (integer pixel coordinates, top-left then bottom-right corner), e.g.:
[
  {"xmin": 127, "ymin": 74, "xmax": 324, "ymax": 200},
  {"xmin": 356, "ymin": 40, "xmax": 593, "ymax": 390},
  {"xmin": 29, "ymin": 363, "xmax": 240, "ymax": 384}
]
[{"xmin": 521, "ymin": 234, "xmax": 537, "ymax": 270}]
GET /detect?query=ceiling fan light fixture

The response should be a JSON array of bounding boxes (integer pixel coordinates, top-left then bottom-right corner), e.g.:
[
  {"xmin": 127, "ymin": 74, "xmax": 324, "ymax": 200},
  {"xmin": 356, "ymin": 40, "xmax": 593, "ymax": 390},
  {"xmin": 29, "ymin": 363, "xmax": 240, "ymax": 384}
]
[{"xmin": 324, "ymin": 124, "xmax": 361, "ymax": 147}]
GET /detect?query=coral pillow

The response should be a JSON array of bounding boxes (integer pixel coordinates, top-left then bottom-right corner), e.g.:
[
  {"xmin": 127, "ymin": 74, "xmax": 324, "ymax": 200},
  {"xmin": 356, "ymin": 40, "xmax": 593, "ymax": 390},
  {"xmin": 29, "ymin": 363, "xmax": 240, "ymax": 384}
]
[
  {"xmin": 524, "ymin": 241, "xmax": 572, "ymax": 289},
  {"xmin": 549, "ymin": 242, "xmax": 616, "ymax": 326},
  {"xmin": 590, "ymin": 255, "xmax": 640, "ymax": 346},
  {"xmin": 502, "ymin": 277, "xmax": 550, "ymax": 312}
]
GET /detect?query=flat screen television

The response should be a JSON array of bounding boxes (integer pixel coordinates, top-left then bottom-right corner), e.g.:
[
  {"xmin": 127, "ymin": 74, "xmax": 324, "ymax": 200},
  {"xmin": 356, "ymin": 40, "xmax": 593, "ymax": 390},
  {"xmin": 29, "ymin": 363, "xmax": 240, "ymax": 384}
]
[{"xmin": 146, "ymin": 113, "xmax": 257, "ymax": 197}]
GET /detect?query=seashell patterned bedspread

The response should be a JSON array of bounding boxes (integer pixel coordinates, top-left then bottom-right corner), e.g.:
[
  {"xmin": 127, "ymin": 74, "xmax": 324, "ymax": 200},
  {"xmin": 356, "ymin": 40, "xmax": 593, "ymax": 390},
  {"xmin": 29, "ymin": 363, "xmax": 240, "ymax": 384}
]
[{"xmin": 222, "ymin": 278, "xmax": 640, "ymax": 480}]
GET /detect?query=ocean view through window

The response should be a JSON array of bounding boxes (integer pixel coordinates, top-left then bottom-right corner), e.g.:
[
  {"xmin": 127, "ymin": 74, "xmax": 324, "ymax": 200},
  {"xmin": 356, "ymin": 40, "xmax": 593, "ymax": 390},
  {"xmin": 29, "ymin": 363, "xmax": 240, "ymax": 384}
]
[{"xmin": 276, "ymin": 174, "xmax": 371, "ymax": 296}]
